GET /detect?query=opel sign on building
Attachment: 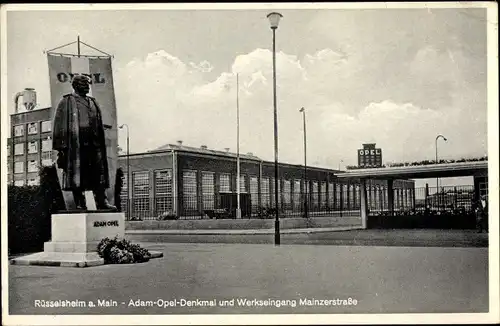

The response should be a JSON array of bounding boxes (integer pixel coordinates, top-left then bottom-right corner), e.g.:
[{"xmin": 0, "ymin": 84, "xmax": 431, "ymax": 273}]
[{"xmin": 358, "ymin": 143, "xmax": 382, "ymax": 167}]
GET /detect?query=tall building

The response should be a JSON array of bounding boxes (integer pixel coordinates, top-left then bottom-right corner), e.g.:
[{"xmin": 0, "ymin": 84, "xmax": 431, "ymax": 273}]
[{"xmin": 7, "ymin": 107, "xmax": 54, "ymax": 186}]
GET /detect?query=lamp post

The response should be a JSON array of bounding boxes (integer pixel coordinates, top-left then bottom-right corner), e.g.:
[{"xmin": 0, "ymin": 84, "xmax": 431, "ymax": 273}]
[
  {"xmin": 119, "ymin": 124, "xmax": 130, "ymax": 220},
  {"xmin": 236, "ymin": 73, "xmax": 241, "ymax": 219},
  {"xmin": 299, "ymin": 107, "xmax": 308, "ymax": 219},
  {"xmin": 435, "ymin": 134, "xmax": 447, "ymax": 210},
  {"xmin": 267, "ymin": 11, "xmax": 283, "ymax": 246}
]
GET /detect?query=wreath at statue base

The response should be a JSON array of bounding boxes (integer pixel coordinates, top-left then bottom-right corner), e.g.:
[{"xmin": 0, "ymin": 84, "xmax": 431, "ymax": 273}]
[{"xmin": 97, "ymin": 237, "xmax": 152, "ymax": 264}]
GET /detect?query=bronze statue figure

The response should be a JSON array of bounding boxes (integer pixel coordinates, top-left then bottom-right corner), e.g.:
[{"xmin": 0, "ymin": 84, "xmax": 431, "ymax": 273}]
[{"xmin": 52, "ymin": 74, "xmax": 116, "ymax": 211}]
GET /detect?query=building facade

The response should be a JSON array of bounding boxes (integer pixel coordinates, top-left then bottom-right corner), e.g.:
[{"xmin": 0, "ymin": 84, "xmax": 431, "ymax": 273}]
[
  {"xmin": 7, "ymin": 107, "xmax": 54, "ymax": 186},
  {"xmin": 117, "ymin": 143, "xmax": 415, "ymax": 220}
]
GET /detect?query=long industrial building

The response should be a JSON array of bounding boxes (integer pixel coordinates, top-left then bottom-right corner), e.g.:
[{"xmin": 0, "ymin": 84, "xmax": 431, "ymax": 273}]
[{"xmin": 116, "ymin": 142, "xmax": 415, "ymax": 219}]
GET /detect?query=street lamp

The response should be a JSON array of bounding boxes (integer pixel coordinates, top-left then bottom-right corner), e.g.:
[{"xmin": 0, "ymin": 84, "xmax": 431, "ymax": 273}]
[
  {"xmin": 435, "ymin": 134, "xmax": 447, "ymax": 210},
  {"xmin": 119, "ymin": 124, "xmax": 130, "ymax": 220},
  {"xmin": 299, "ymin": 107, "xmax": 308, "ymax": 219},
  {"xmin": 236, "ymin": 73, "xmax": 241, "ymax": 219},
  {"xmin": 267, "ymin": 11, "xmax": 283, "ymax": 246}
]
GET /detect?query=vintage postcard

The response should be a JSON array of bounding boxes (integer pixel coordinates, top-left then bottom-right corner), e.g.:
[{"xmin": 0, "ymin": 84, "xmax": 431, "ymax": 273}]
[{"xmin": 1, "ymin": 2, "xmax": 498, "ymax": 325}]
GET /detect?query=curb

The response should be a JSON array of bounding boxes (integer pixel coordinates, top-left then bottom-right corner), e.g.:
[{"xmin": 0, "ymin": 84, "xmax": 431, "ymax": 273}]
[
  {"xmin": 125, "ymin": 226, "xmax": 364, "ymax": 236},
  {"xmin": 10, "ymin": 251, "xmax": 164, "ymax": 268}
]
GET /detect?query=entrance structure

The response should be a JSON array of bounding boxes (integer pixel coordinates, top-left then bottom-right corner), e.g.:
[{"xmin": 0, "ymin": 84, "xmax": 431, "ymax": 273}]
[{"xmin": 336, "ymin": 161, "xmax": 488, "ymax": 228}]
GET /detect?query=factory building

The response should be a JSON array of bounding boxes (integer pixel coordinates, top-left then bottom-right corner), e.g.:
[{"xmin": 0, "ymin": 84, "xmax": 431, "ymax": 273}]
[
  {"xmin": 117, "ymin": 142, "xmax": 415, "ymax": 219},
  {"xmin": 7, "ymin": 106, "xmax": 54, "ymax": 187}
]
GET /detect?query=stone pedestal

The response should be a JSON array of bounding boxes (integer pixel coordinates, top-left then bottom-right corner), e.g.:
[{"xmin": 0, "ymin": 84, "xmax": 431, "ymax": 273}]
[{"xmin": 11, "ymin": 212, "xmax": 125, "ymax": 268}]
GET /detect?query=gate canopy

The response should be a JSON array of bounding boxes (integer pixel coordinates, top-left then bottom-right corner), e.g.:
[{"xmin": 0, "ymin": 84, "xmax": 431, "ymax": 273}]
[{"xmin": 336, "ymin": 161, "xmax": 488, "ymax": 180}]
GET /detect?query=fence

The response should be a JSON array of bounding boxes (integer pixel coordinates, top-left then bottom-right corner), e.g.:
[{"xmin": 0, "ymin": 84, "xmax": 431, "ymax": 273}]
[
  {"xmin": 413, "ymin": 185, "xmax": 475, "ymax": 213},
  {"xmin": 121, "ymin": 191, "xmax": 363, "ymax": 221}
]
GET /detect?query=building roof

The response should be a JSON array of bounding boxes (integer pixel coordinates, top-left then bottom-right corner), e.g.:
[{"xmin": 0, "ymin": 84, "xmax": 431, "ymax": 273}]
[
  {"xmin": 337, "ymin": 161, "xmax": 488, "ymax": 180},
  {"xmin": 119, "ymin": 143, "xmax": 344, "ymax": 174},
  {"xmin": 152, "ymin": 143, "xmax": 262, "ymax": 161},
  {"xmin": 11, "ymin": 106, "xmax": 52, "ymax": 116}
]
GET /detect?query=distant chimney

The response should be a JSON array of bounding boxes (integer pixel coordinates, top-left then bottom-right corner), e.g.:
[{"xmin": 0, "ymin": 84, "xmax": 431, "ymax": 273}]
[
  {"xmin": 177, "ymin": 140, "xmax": 183, "ymax": 146},
  {"xmin": 224, "ymin": 148, "xmax": 230, "ymax": 152},
  {"xmin": 200, "ymin": 145, "xmax": 207, "ymax": 150},
  {"xmin": 14, "ymin": 88, "xmax": 37, "ymax": 113}
]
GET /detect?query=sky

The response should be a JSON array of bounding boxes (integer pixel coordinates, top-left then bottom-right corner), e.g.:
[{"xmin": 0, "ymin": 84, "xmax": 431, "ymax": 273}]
[{"xmin": 3, "ymin": 5, "xmax": 492, "ymax": 186}]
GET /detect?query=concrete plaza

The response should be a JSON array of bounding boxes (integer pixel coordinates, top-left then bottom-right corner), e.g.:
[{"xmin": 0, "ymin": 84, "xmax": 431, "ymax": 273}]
[{"xmin": 9, "ymin": 239, "xmax": 488, "ymax": 315}]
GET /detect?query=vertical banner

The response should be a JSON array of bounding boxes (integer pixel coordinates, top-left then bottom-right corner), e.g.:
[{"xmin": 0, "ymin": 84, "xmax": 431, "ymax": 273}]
[{"xmin": 47, "ymin": 54, "xmax": 118, "ymax": 207}]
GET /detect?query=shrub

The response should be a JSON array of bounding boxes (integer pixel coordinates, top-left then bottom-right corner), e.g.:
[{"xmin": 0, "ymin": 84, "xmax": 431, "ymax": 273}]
[
  {"xmin": 8, "ymin": 165, "xmax": 65, "ymax": 255},
  {"xmin": 97, "ymin": 236, "xmax": 151, "ymax": 264},
  {"xmin": 157, "ymin": 210, "xmax": 178, "ymax": 220},
  {"xmin": 114, "ymin": 168, "xmax": 124, "ymax": 212}
]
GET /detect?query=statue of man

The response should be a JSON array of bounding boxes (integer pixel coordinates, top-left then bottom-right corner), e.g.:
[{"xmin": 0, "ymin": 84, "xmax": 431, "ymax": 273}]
[{"xmin": 52, "ymin": 74, "xmax": 116, "ymax": 211}]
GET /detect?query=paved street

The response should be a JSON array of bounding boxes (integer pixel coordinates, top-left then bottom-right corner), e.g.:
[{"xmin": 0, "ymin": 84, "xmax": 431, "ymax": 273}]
[{"xmin": 9, "ymin": 241, "xmax": 488, "ymax": 315}]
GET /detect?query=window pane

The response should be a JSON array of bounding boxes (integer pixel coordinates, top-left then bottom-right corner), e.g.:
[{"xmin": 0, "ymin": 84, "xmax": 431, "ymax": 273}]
[
  {"xmin": 28, "ymin": 141, "xmax": 38, "ymax": 154},
  {"xmin": 42, "ymin": 139, "xmax": 52, "ymax": 152},
  {"xmin": 133, "ymin": 171, "xmax": 149, "ymax": 197},
  {"xmin": 15, "ymin": 143, "xmax": 24, "ymax": 155},
  {"xmin": 41, "ymin": 121, "xmax": 52, "ymax": 133},
  {"xmin": 155, "ymin": 170, "xmax": 172, "ymax": 196},
  {"xmin": 239, "ymin": 174, "xmax": 247, "ymax": 193},
  {"xmin": 320, "ymin": 182, "xmax": 327, "ymax": 209},
  {"xmin": 155, "ymin": 169, "xmax": 173, "ymax": 215},
  {"xmin": 336, "ymin": 184, "xmax": 342, "ymax": 209},
  {"xmin": 132, "ymin": 171, "xmax": 150, "ymax": 219},
  {"xmin": 294, "ymin": 180, "xmax": 301, "ymax": 209},
  {"xmin": 41, "ymin": 151, "xmax": 53, "ymax": 166},
  {"xmin": 202, "ymin": 172, "xmax": 214, "ymax": 210},
  {"xmin": 250, "ymin": 176, "xmax": 258, "ymax": 211},
  {"xmin": 220, "ymin": 173, "xmax": 230, "ymax": 193},
  {"xmin": 343, "ymin": 184, "xmax": 349, "ymax": 207},
  {"xmin": 28, "ymin": 123, "xmax": 38, "ymax": 134},
  {"xmin": 328, "ymin": 182, "xmax": 335, "ymax": 208},
  {"xmin": 183, "ymin": 171, "xmax": 197, "ymax": 212},
  {"xmin": 28, "ymin": 160, "xmax": 37, "ymax": 172},
  {"xmin": 14, "ymin": 125, "xmax": 24, "ymax": 137},
  {"xmin": 14, "ymin": 162, "xmax": 24, "ymax": 174},
  {"xmin": 312, "ymin": 181, "xmax": 319, "ymax": 209},
  {"xmin": 283, "ymin": 180, "xmax": 291, "ymax": 208},
  {"xmin": 261, "ymin": 177, "xmax": 270, "ymax": 207},
  {"xmin": 14, "ymin": 180, "xmax": 25, "ymax": 186}
]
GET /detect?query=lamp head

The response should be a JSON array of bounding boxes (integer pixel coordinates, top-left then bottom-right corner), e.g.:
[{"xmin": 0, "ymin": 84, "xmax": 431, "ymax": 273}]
[
  {"xmin": 299, "ymin": 107, "xmax": 305, "ymax": 112},
  {"xmin": 267, "ymin": 12, "xmax": 283, "ymax": 29}
]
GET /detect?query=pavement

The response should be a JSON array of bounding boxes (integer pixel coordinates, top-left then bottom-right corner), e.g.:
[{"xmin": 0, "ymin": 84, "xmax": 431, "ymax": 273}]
[
  {"xmin": 126, "ymin": 228, "xmax": 489, "ymax": 248},
  {"xmin": 125, "ymin": 225, "xmax": 364, "ymax": 235},
  {"xmin": 8, "ymin": 242, "xmax": 488, "ymax": 315}
]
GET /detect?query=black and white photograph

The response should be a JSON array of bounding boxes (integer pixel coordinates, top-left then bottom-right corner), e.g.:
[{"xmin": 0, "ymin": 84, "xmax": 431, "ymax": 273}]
[{"xmin": 1, "ymin": 2, "xmax": 498, "ymax": 325}]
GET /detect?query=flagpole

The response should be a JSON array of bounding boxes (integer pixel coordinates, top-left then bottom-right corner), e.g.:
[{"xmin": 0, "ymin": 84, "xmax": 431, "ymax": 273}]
[{"xmin": 236, "ymin": 73, "xmax": 242, "ymax": 219}]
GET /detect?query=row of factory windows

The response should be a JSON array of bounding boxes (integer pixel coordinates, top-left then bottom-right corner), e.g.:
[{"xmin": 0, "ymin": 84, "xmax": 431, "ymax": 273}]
[
  {"xmin": 8, "ymin": 152, "xmax": 54, "ymax": 175},
  {"xmin": 120, "ymin": 169, "xmax": 412, "ymax": 215},
  {"xmin": 10, "ymin": 177, "xmax": 40, "ymax": 187},
  {"xmin": 13, "ymin": 120, "xmax": 52, "ymax": 137},
  {"xmin": 8, "ymin": 138, "xmax": 52, "ymax": 156}
]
